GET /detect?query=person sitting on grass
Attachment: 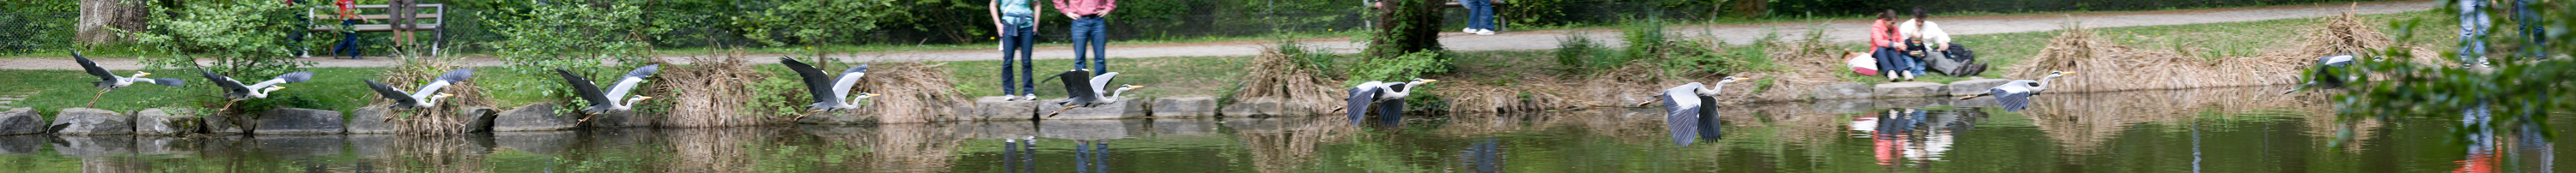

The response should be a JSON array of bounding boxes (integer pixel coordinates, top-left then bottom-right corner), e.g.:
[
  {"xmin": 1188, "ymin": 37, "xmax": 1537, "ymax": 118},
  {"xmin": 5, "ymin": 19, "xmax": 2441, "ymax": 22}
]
[
  {"xmin": 1901, "ymin": 7, "xmax": 1974, "ymax": 76},
  {"xmin": 1870, "ymin": 9, "xmax": 1918, "ymax": 81}
]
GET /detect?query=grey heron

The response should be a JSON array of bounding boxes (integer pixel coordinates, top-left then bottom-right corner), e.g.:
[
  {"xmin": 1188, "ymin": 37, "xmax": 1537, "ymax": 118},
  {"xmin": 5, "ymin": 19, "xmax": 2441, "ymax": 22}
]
[
  {"xmin": 1332, "ymin": 78, "xmax": 1436, "ymax": 125},
  {"xmin": 781, "ymin": 57, "xmax": 882, "ymax": 119},
  {"xmin": 556, "ymin": 64, "xmax": 660, "ymax": 122},
  {"xmin": 1632, "ymin": 76, "xmax": 1751, "ymax": 146},
  {"xmin": 72, "ymin": 51, "xmax": 185, "ymax": 106},
  {"xmin": 1043, "ymin": 69, "xmax": 1144, "ymax": 117},
  {"xmin": 199, "ymin": 69, "xmax": 313, "ymax": 110},
  {"xmin": 2284, "ymin": 54, "xmax": 2354, "ymax": 94},
  {"xmin": 363, "ymin": 69, "xmax": 473, "ymax": 110},
  {"xmin": 1955, "ymin": 71, "xmax": 2075, "ymax": 111}
]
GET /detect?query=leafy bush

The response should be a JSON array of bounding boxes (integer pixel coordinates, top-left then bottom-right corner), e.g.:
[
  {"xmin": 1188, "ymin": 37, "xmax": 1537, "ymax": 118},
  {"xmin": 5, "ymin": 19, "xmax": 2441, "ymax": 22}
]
[
  {"xmin": 736, "ymin": 0, "xmax": 902, "ymax": 46},
  {"xmin": 1553, "ymin": 32, "xmax": 1602, "ymax": 74},
  {"xmin": 1346, "ymin": 51, "xmax": 1450, "ymax": 86},
  {"xmin": 483, "ymin": 2, "xmax": 663, "ymax": 108},
  {"xmin": 1618, "ymin": 16, "xmax": 1668, "ymax": 64}
]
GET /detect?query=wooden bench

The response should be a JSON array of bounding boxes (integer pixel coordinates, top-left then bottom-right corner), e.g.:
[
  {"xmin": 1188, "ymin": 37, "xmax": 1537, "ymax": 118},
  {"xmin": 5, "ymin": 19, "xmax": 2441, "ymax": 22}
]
[
  {"xmin": 308, "ymin": 3, "xmax": 447, "ymax": 57},
  {"xmin": 1364, "ymin": 0, "xmax": 1510, "ymax": 33}
]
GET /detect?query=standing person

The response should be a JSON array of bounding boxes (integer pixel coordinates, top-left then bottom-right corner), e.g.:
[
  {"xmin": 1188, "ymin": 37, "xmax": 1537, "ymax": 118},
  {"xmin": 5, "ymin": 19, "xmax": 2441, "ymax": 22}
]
[
  {"xmin": 2458, "ymin": 0, "xmax": 2490, "ymax": 68},
  {"xmin": 389, "ymin": 0, "xmax": 415, "ymax": 48},
  {"xmin": 289, "ymin": 0, "xmax": 310, "ymax": 57},
  {"xmin": 2511, "ymin": 0, "xmax": 2543, "ymax": 60},
  {"xmin": 1900, "ymin": 8, "xmax": 1955, "ymax": 75},
  {"xmin": 994, "ymin": 0, "xmax": 1044, "ymax": 101},
  {"xmin": 1055, "ymin": 0, "xmax": 1116, "ymax": 73},
  {"xmin": 331, "ymin": 0, "xmax": 367, "ymax": 59},
  {"xmin": 1869, "ymin": 9, "xmax": 1916, "ymax": 81},
  {"xmin": 1461, "ymin": 0, "xmax": 1497, "ymax": 35}
]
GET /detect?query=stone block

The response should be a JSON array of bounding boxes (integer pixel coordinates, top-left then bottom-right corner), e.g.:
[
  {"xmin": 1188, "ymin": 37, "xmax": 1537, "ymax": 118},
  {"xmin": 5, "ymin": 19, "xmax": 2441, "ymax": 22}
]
[
  {"xmin": 136, "ymin": 136, "xmax": 195, "ymax": 156},
  {"xmin": 52, "ymin": 108, "xmax": 131, "ymax": 135},
  {"xmin": 1806, "ymin": 82, "xmax": 1874, "ymax": 100},
  {"xmin": 254, "ymin": 108, "xmax": 346, "ymax": 134},
  {"xmin": 1873, "ymin": 82, "xmax": 1950, "ymax": 98},
  {"xmin": 1947, "ymin": 79, "xmax": 2014, "ymax": 96},
  {"xmin": 464, "ymin": 107, "xmax": 498, "ymax": 132},
  {"xmin": 1807, "ymin": 99, "xmax": 1876, "ymax": 114},
  {"xmin": 1151, "ymin": 97, "xmax": 1218, "ymax": 117},
  {"xmin": 967, "ymin": 97, "xmax": 1038, "ymax": 121},
  {"xmin": 133, "ymin": 108, "xmax": 201, "ymax": 135},
  {"xmin": 583, "ymin": 111, "xmax": 655, "ymax": 128},
  {"xmin": 1036, "ymin": 98, "xmax": 1149, "ymax": 120},
  {"xmin": 346, "ymin": 107, "xmax": 396, "ymax": 134},
  {"xmin": 494, "ymin": 103, "xmax": 578, "ymax": 131},
  {"xmin": 204, "ymin": 116, "xmax": 245, "ymax": 135},
  {"xmin": 0, "ymin": 108, "xmax": 44, "ymax": 135},
  {"xmin": 251, "ymin": 135, "xmax": 343, "ymax": 158},
  {"xmin": 1219, "ymin": 98, "xmax": 1326, "ymax": 116}
]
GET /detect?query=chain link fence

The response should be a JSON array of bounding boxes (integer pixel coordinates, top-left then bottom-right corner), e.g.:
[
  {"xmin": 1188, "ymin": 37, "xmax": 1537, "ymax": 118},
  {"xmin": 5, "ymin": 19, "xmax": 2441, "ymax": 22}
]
[{"xmin": 0, "ymin": 12, "xmax": 76, "ymax": 55}]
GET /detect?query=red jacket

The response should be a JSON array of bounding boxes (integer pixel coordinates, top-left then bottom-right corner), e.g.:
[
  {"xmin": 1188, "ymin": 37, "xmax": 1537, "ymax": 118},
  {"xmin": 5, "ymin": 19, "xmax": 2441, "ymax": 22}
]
[
  {"xmin": 1870, "ymin": 19, "xmax": 1899, "ymax": 49},
  {"xmin": 1054, "ymin": 0, "xmax": 1116, "ymax": 16}
]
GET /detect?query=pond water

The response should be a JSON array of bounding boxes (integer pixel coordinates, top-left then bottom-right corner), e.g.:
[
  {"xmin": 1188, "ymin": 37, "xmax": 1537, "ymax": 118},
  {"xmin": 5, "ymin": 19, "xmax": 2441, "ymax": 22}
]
[{"xmin": 0, "ymin": 87, "xmax": 2564, "ymax": 172}]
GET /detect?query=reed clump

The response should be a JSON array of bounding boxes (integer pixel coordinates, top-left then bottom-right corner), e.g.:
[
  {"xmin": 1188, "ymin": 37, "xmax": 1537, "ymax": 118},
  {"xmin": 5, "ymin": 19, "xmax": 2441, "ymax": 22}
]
[
  {"xmin": 2012, "ymin": 20, "xmax": 2304, "ymax": 92},
  {"xmin": 2294, "ymin": 6, "xmax": 2394, "ymax": 59},
  {"xmin": 1230, "ymin": 44, "xmax": 1346, "ymax": 113},
  {"xmin": 846, "ymin": 62, "xmax": 969, "ymax": 123},
  {"xmin": 378, "ymin": 56, "xmax": 489, "ymax": 135},
  {"xmin": 646, "ymin": 51, "xmax": 772, "ymax": 128}
]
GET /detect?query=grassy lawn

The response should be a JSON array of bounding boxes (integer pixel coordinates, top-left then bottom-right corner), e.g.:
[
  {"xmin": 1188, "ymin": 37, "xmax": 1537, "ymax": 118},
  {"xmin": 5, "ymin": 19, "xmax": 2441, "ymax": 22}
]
[
  {"xmin": 938, "ymin": 56, "xmax": 1254, "ymax": 99},
  {"xmin": 1875, "ymin": 9, "xmax": 2451, "ymax": 84},
  {"xmin": 0, "ymin": 68, "xmax": 384, "ymax": 117}
]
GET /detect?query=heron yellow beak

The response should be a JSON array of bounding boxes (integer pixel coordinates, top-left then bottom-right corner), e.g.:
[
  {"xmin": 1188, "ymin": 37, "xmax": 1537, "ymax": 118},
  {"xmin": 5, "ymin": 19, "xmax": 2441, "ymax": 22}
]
[
  {"xmin": 1732, "ymin": 78, "xmax": 1752, "ymax": 81},
  {"xmin": 437, "ymin": 93, "xmax": 455, "ymax": 97},
  {"xmin": 270, "ymin": 86, "xmax": 286, "ymax": 90},
  {"xmin": 138, "ymin": 72, "xmax": 151, "ymax": 76},
  {"xmin": 638, "ymin": 96, "xmax": 654, "ymax": 99},
  {"xmin": 1421, "ymin": 79, "xmax": 1438, "ymax": 83},
  {"xmin": 1127, "ymin": 86, "xmax": 1146, "ymax": 89},
  {"xmin": 2063, "ymin": 72, "xmax": 2078, "ymax": 75},
  {"xmin": 867, "ymin": 93, "xmax": 884, "ymax": 97}
]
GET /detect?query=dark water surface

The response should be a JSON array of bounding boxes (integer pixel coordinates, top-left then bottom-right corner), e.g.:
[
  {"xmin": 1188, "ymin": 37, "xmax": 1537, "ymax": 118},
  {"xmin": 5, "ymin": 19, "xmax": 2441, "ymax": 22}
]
[{"xmin": 1, "ymin": 87, "xmax": 2567, "ymax": 172}]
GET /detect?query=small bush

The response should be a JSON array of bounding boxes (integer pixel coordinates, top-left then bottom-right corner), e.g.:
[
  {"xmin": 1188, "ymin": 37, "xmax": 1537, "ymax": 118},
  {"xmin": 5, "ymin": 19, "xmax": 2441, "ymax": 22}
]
[
  {"xmin": 1346, "ymin": 51, "xmax": 1451, "ymax": 86},
  {"xmin": 1554, "ymin": 32, "xmax": 1603, "ymax": 74}
]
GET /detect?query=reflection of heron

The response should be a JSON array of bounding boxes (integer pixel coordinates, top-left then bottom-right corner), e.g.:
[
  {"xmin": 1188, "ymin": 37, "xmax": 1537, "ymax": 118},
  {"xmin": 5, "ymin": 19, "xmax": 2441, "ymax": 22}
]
[
  {"xmin": 72, "ymin": 51, "xmax": 185, "ymax": 107},
  {"xmin": 363, "ymin": 69, "xmax": 472, "ymax": 110},
  {"xmin": 556, "ymin": 64, "xmax": 659, "ymax": 122},
  {"xmin": 1635, "ymin": 76, "xmax": 1751, "ymax": 146},
  {"xmin": 781, "ymin": 58, "xmax": 881, "ymax": 119},
  {"xmin": 199, "ymin": 69, "xmax": 313, "ymax": 110},
  {"xmin": 1073, "ymin": 140, "xmax": 1110, "ymax": 173},
  {"xmin": 2283, "ymin": 54, "xmax": 2354, "ymax": 94},
  {"xmin": 1334, "ymin": 79, "xmax": 1436, "ymax": 125},
  {"xmin": 1045, "ymin": 69, "xmax": 1143, "ymax": 117},
  {"xmin": 1957, "ymin": 71, "xmax": 2074, "ymax": 111}
]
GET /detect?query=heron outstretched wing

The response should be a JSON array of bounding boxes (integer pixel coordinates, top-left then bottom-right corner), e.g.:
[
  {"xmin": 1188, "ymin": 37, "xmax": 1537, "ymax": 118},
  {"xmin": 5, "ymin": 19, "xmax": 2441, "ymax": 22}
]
[
  {"xmin": 556, "ymin": 69, "xmax": 614, "ymax": 107},
  {"xmin": 1054, "ymin": 70, "xmax": 1099, "ymax": 100},
  {"xmin": 411, "ymin": 69, "xmax": 474, "ymax": 98},
  {"xmin": 2318, "ymin": 55, "xmax": 2354, "ymax": 67},
  {"xmin": 1992, "ymin": 85, "xmax": 2035, "ymax": 111},
  {"xmin": 781, "ymin": 58, "xmax": 843, "ymax": 104},
  {"xmin": 200, "ymin": 69, "xmax": 247, "ymax": 92},
  {"xmin": 1344, "ymin": 82, "xmax": 1384, "ymax": 126},
  {"xmin": 827, "ymin": 64, "xmax": 866, "ymax": 101},
  {"xmin": 245, "ymin": 71, "xmax": 314, "ymax": 89},
  {"xmin": 1657, "ymin": 86, "xmax": 1704, "ymax": 146},
  {"xmin": 1374, "ymin": 97, "xmax": 1405, "ymax": 125},
  {"xmin": 73, "ymin": 53, "xmax": 116, "ymax": 81},
  {"xmin": 605, "ymin": 65, "xmax": 660, "ymax": 101},
  {"xmin": 363, "ymin": 80, "xmax": 420, "ymax": 104},
  {"xmin": 1695, "ymin": 99, "xmax": 1724, "ymax": 144},
  {"xmin": 1088, "ymin": 72, "xmax": 1121, "ymax": 93}
]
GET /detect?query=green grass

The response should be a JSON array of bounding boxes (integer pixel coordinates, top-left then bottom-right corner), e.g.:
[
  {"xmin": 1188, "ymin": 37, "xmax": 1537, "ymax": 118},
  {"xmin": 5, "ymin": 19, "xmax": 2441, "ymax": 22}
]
[
  {"xmin": 1841, "ymin": 9, "xmax": 2452, "ymax": 84},
  {"xmin": 0, "ymin": 68, "xmax": 384, "ymax": 117},
  {"xmin": 939, "ymin": 56, "xmax": 1254, "ymax": 99}
]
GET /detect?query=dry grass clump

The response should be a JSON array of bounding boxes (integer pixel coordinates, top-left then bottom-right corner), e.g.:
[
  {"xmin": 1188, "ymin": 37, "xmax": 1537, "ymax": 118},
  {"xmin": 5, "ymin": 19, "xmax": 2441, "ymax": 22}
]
[
  {"xmin": 2294, "ymin": 5, "xmax": 2395, "ymax": 59},
  {"xmin": 2011, "ymin": 21, "xmax": 2305, "ymax": 92},
  {"xmin": 366, "ymin": 135, "xmax": 489, "ymax": 172},
  {"xmin": 846, "ymin": 62, "xmax": 969, "ymax": 123},
  {"xmin": 1230, "ymin": 45, "xmax": 1346, "ymax": 113},
  {"xmin": 1731, "ymin": 28, "xmax": 1856, "ymax": 102},
  {"xmin": 647, "ymin": 52, "xmax": 772, "ymax": 128},
  {"xmin": 377, "ymin": 56, "xmax": 489, "ymax": 134}
]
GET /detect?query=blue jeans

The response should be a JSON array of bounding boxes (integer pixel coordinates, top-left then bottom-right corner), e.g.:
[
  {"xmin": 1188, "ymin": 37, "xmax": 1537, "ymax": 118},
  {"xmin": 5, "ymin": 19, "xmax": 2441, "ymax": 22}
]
[
  {"xmin": 2460, "ymin": 0, "xmax": 2490, "ymax": 66},
  {"xmin": 1463, "ymin": 0, "xmax": 1494, "ymax": 30},
  {"xmin": 1001, "ymin": 27, "xmax": 1037, "ymax": 95},
  {"xmin": 1071, "ymin": 17, "xmax": 1109, "ymax": 73},
  {"xmin": 334, "ymin": 20, "xmax": 360, "ymax": 59},
  {"xmin": 1874, "ymin": 47, "xmax": 1919, "ymax": 76},
  {"xmin": 2514, "ymin": 0, "xmax": 2544, "ymax": 59}
]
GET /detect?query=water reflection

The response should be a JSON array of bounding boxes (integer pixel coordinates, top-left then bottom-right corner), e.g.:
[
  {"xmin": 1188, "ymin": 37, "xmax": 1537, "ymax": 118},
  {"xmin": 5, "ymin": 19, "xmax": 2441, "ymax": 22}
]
[{"xmin": 0, "ymin": 87, "xmax": 2556, "ymax": 172}]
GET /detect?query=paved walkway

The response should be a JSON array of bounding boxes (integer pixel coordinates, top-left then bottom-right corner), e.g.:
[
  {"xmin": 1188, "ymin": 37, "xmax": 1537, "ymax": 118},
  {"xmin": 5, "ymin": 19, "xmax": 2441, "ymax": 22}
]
[{"xmin": 1, "ymin": 1, "xmax": 2433, "ymax": 70}]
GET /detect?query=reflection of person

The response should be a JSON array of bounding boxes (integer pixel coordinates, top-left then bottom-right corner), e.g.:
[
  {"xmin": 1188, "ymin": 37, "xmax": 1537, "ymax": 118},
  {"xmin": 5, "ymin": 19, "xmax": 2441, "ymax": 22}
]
[
  {"xmin": 1461, "ymin": 0, "xmax": 1498, "ymax": 35},
  {"xmin": 1004, "ymin": 138, "xmax": 1036, "ymax": 173},
  {"xmin": 993, "ymin": 0, "xmax": 1044, "ymax": 100},
  {"xmin": 2456, "ymin": 104, "xmax": 2498, "ymax": 173},
  {"xmin": 1073, "ymin": 140, "xmax": 1110, "ymax": 173},
  {"xmin": 1055, "ymin": 0, "xmax": 1116, "ymax": 73},
  {"xmin": 2512, "ymin": 115, "xmax": 2552, "ymax": 172},
  {"xmin": 1465, "ymin": 138, "xmax": 1504, "ymax": 173}
]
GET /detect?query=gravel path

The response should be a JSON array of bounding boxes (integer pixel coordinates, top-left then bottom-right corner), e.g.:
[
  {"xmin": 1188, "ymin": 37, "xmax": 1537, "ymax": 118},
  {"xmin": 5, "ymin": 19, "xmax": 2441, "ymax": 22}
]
[{"xmin": 1, "ymin": 1, "xmax": 2432, "ymax": 70}]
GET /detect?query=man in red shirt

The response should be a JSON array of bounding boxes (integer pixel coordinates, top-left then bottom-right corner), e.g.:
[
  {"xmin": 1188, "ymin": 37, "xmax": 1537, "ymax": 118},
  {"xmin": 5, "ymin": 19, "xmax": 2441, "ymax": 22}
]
[
  {"xmin": 1055, "ymin": 0, "xmax": 1115, "ymax": 73},
  {"xmin": 331, "ymin": 0, "xmax": 366, "ymax": 59}
]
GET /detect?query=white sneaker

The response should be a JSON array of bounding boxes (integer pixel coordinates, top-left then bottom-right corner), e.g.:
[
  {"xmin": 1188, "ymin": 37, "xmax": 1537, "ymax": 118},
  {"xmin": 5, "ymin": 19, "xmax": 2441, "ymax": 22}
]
[
  {"xmin": 1024, "ymin": 94, "xmax": 1038, "ymax": 101},
  {"xmin": 1474, "ymin": 29, "xmax": 1496, "ymax": 35},
  {"xmin": 1903, "ymin": 71, "xmax": 1916, "ymax": 81},
  {"xmin": 1464, "ymin": 28, "xmax": 1477, "ymax": 33}
]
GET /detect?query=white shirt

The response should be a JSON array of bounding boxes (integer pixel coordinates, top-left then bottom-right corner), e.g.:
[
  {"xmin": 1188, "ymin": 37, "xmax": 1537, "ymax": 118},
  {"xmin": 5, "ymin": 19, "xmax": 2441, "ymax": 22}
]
[{"xmin": 1899, "ymin": 19, "xmax": 1951, "ymax": 50}]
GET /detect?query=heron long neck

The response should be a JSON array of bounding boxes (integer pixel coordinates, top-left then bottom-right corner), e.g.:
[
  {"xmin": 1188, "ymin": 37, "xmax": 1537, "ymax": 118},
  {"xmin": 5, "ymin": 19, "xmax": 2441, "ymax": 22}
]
[
  {"xmin": 1698, "ymin": 83, "xmax": 1727, "ymax": 96},
  {"xmin": 2035, "ymin": 75, "xmax": 2062, "ymax": 92},
  {"xmin": 420, "ymin": 96, "xmax": 443, "ymax": 106},
  {"xmin": 1105, "ymin": 89, "xmax": 1129, "ymax": 102},
  {"xmin": 621, "ymin": 97, "xmax": 646, "ymax": 107}
]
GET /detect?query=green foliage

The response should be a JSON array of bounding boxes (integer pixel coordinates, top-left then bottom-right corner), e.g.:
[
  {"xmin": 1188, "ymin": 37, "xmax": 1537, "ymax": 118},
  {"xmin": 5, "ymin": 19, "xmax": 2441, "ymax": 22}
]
[
  {"xmin": 483, "ymin": 2, "xmax": 662, "ymax": 109},
  {"xmin": 130, "ymin": 1, "xmax": 315, "ymax": 76},
  {"xmin": 1658, "ymin": 30, "xmax": 1779, "ymax": 77},
  {"xmin": 1364, "ymin": 0, "xmax": 1447, "ymax": 58},
  {"xmin": 1346, "ymin": 51, "xmax": 1449, "ymax": 86},
  {"xmin": 1273, "ymin": 39, "xmax": 1345, "ymax": 76},
  {"xmin": 2335, "ymin": 1, "xmax": 2570, "ymax": 123},
  {"xmin": 1552, "ymin": 32, "xmax": 1605, "ymax": 74},
  {"xmin": 737, "ymin": 0, "xmax": 902, "ymax": 46},
  {"xmin": 1619, "ymin": 16, "xmax": 1668, "ymax": 63},
  {"xmin": 748, "ymin": 64, "xmax": 813, "ymax": 116}
]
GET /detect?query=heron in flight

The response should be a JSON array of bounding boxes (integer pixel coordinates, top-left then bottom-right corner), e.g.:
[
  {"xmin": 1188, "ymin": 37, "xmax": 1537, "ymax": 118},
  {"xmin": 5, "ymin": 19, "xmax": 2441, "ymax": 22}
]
[
  {"xmin": 363, "ymin": 69, "xmax": 473, "ymax": 110},
  {"xmin": 1044, "ymin": 69, "xmax": 1144, "ymax": 117},
  {"xmin": 1956, "ymin": 71, "xmax": 2075, "ymax": 111},
  {"xmin": 556, "ymin": 64, "xmax": 660, "ymax": 122},
  {"xmin": 199, "ymin": 69, "xmax": 313, "ymax": 110},
  {"xmin": 2284, "ymin": 54, "xmax": 2354, "ymax": 94},
  {"xmin": 1633, "ymin": 76, "xmax": 1751, "ymax": 146},
  {"xmin": 72, "ymin": 51, "xmax": 185, "ymax": 107},
  {"xmin": 1332, "ymin": 78, "xmax": 1436, "ymax": 125},
  {"xmin": 781, "ymin": 57, "xmax": 881, "ymax": 119}
]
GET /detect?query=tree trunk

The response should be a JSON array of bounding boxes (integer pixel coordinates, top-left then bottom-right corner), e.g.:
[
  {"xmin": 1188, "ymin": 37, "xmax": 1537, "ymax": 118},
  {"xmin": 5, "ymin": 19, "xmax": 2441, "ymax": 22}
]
[{"xmin": 76, "ymin": 0, "xmax": 150, "ymax": 44}]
